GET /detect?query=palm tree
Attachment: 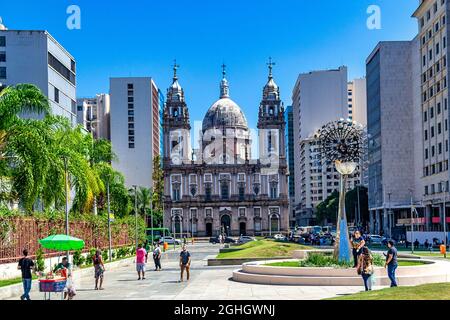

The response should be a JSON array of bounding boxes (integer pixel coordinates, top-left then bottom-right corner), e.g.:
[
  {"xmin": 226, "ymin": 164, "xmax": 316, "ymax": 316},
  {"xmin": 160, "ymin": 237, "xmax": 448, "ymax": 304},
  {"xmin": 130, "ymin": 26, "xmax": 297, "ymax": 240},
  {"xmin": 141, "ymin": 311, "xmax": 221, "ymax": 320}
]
[{"xmin": 0, "ymin": 84, "xmax": 50, "ymax": 160}]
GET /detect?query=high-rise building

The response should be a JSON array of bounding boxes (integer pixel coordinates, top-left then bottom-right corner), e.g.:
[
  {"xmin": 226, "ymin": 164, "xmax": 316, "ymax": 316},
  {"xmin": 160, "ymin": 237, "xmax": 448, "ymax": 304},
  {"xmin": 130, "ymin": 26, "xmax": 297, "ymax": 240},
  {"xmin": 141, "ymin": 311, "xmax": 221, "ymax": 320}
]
[
  {"xmin": 348, "ymin": 78, "xmax": 367, "ymax": 126},
  {"xmin": 413, "ymin": 0, "xmax": 450, "ymax": 233},
  {"xmin": 366, "ymin": 40, "xmax": 421, "ymax": 236},
  {"xmin": 110, "ymin": 77, "xmax": 161, "ymax": 189},
  {"xmin": 76, "ymin": 94, "xmax": 111, "ymax": 140},
  {"xmin": 0, "ymin": 28, "xmax": 77, "ymax": 125},
  {"xmin": 291, "ymin": 66, "xmax": 351, "ymax": 225},
  {"xmin": 285, "ymin": 105, "xmax": 296, "ymax": 228}
]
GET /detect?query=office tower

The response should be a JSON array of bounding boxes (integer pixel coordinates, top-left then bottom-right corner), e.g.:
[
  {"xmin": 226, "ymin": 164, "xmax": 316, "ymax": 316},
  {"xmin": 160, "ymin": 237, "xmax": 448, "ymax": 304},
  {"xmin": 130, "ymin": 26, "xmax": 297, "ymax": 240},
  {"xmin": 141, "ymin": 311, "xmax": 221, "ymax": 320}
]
[
  {"xmin": 0, "ymin": 28, "xmax": 77, "ymax": 124},
  {"xmin": 110, "ymin": 77, "xmax": 161, "ymax": 189}
]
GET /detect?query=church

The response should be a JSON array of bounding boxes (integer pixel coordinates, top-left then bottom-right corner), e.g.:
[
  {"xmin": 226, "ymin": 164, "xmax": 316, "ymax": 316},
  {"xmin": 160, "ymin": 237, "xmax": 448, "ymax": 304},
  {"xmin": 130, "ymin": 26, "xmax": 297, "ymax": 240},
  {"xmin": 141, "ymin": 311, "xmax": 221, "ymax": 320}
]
[{"xmin": 162, "ymin": 61, "xmax": 289, "ymax": 237}]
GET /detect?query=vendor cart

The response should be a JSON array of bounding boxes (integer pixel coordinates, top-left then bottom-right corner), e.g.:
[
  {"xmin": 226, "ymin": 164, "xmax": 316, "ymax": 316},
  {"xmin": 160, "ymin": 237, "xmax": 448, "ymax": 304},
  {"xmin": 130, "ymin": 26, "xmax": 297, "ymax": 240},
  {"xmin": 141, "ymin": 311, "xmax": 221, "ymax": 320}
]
[{"xmin": 39, "ymin": 278, "xmax": 67, "ymax": 300}]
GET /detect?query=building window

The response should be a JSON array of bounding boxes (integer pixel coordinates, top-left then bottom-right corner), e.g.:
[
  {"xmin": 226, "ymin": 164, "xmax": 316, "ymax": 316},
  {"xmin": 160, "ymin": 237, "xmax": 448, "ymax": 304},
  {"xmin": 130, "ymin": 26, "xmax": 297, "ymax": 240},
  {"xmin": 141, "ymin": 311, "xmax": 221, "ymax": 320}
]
[
  {"xmin": 128, "ymin": 110, "xmax": 134, "ymax": 116},
  {"xmin": 128, "ymin": 136, "xmax": 134, "ymax": 142},
  {"xmin": 424, "ymin": 111, "xmax": 427, "ymax": 121},
  {"xmin": 238, "ymin": 184, "xmax": 245, "ymax": 200},
  {"xmin": 0, "ymin": 51, "xmax": 5, "ymax": 62},
  {"xmin": 0, "ymin": 36, "xmax": 5, "ymax": 47},
  {"xmin": 48, "ymin": 53, "xmax": 75, "ymax": 85},
  {"xmin": 127, "ymin": 83, "xmax": 133, "ymax": 90},
  {"xmin": 270, "ymin": 182, "xmax": 278, "ymax": 199},
  {"xmin": 239, "ymin": 208, "xmax": 246, "ymax": 218},
  {"xmin": 128, "ymin": 97, "xmax": 134, "ymax": 103},
  {"xmin": 128, "ymin": 117, "xmax": 134, "ymax": 122},
  {"xmin": 431, "ymin": 126, "xmax": 435, "ymax": 137},
  {"xmin": 128, "ymin": 143, "xmax": 135, "ymax": 149},
  {"xmin": 205, "ymin": 184, "xmax": 212, "ymax": 201},
  {"xmin": 128, "ymin": 103, "xmax": 134, "ymax": 109},
  {"xmin": 221, "ymin": 182, "xmax": 229, "ymax": 200},
  {"xmin": 0, "ymin": 67, "xmax": 6, "ymax": 79},
  {"xmin": 254, "ymin": 207, "xmax": 261, "ymax": 217},
  {"xmin": 54, "ymin": 87, "xmax": 59, "ymax": 103}
]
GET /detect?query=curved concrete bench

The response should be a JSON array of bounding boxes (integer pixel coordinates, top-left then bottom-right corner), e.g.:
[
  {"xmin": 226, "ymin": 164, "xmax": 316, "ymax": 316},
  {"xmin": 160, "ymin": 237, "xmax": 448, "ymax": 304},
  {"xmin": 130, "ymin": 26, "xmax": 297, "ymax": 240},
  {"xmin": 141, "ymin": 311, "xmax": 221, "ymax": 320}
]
[{"xmin": 232, "ymin": 259, "xmax": 450, "ymax": 286}]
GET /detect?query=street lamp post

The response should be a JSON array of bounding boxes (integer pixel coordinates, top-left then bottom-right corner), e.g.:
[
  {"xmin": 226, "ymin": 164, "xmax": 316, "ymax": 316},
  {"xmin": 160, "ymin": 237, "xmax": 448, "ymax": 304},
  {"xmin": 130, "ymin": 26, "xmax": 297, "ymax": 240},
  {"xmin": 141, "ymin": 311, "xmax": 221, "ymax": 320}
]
[
  {"xmin": 106, "ymin": 180, "xmax": 112, "ymax": 262},
  {"xmin": 388, "ymin": 192, "xmax": 392, "ymax": 238},
  {"xmin": 133, "ymin": 185, "xmax": 138, "ymax": 249},
  {"xmin": 441, "ymin": 181, "xmax": 447, "ymax": 258},
  {"xmin": 63, "ymin": 156, "xmax": 70, "ymax": 259},
  {"xmin": 409, "ymin": 189, "xmax": 415, "ymax": 254},
  {"xmin": 150, "ymin": 189, "xmax": 154, "ymax": 251},
  {"xmin": 356, "ymin": 184, "xmax": 361, "ymax": 227}
]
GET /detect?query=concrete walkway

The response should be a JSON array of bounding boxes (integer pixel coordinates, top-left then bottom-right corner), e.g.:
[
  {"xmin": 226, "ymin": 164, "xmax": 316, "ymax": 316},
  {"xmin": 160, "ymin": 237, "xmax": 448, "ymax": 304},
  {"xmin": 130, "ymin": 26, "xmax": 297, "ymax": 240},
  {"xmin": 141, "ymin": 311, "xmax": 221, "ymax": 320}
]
[{"xmin": 4, "ymin": 244, "xmax": 377, "ymax": 300}]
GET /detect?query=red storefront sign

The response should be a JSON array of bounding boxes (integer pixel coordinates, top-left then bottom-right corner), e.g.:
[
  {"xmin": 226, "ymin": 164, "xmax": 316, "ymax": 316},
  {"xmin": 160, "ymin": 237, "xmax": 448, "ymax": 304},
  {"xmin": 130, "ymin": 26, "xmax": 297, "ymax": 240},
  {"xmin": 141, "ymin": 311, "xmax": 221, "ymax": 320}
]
[{"xmin": 432, "ymin": 217, "xmax": 450, "ymax": 223}]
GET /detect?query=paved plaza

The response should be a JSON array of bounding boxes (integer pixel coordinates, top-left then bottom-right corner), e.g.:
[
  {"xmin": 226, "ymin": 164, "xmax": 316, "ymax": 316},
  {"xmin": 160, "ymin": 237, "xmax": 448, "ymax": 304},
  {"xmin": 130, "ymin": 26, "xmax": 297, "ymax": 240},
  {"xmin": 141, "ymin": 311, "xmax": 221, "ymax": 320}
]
[{"xmin": 7, "ymin": 243, "xmax": 381, "ymax": 300}]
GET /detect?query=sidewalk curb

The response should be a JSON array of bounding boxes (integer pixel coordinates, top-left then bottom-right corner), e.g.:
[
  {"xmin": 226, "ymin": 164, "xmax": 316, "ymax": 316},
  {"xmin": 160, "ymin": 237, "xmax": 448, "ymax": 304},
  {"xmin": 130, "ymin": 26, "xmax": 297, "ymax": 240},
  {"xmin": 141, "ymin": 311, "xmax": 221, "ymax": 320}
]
[{"xmin": 0, "ymin": 256, "xmax": 135, "ymax": 300}]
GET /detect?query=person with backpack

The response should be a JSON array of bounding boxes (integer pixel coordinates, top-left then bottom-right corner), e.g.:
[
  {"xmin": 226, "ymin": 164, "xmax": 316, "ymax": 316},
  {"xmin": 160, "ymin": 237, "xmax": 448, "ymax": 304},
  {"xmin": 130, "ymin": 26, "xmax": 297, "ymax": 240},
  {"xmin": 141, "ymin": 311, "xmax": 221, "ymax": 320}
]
[
  {"xmin": 17, "ymin": 249, "xmax": 35, "ymax": 300},
  {"xmin": 356, "ymin": 247, "xmax": 374, "ymax": 291},
  {"xmin": 153, "ymin": 243, "xmax": 162, "ymax": 271},
  {"xmin": 92, "ymin": 249, "xmax": 105, "ymax": 290}
]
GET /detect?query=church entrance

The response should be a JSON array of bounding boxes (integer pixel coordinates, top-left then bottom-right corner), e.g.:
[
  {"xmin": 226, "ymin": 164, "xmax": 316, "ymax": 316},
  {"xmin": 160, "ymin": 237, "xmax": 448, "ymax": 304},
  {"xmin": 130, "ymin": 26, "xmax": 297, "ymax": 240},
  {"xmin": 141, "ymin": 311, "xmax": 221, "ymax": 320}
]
[
  {"xmin": 220, "ymin": 214, "xmax": 231, "ymax": 236},
  {"xmin": 206, "ymin": 223, "xmax": 212, "ymax": 237},
  {"xmin": 239, "ymin": 222, "xmax": 246, "ymax": 236}
]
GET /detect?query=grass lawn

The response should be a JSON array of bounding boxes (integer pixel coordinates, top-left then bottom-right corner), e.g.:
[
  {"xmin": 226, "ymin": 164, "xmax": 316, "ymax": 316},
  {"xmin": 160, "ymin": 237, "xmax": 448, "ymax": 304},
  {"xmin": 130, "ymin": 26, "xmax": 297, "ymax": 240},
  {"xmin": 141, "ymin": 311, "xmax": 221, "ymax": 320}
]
[
  {"xmin": 264, "ymin": 260, "xmax": 427, "ymax": 267},
  {"xmin": 216, "ymin": 240, "xmax": 311, "ymax": 259},
  {"xmin": 0, "ymin": 276, "xmax": 37, "ymax": 288},
  {"xmin": 412, "ymin": 252, "xmax": 450, "ymax": 259},
  {"xmin": 327, "ymin": 283, "xmax": 450, "ymax": 300}
]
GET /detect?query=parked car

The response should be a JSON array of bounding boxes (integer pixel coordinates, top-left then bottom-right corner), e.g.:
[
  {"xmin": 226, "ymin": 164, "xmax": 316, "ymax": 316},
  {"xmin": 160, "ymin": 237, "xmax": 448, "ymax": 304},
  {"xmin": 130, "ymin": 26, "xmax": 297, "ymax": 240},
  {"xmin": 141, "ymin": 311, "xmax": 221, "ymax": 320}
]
[
  {"xmin": 368, "ymin": 235, "xmax": 386, "ymax": 245},
  {"xmin": 158, "ymin": 236, "xmax": 181, "ymax": 245},
  {"xmin": 209, "ymin": 236, "xmax": 236, "ymax": 244},
  {"xmin": 274, "ymin": 234, "xmax": 288, "ymax": 241},
  {"xmin": 238, "ymin": 236, "xmax": 256, "ymax": 244}
]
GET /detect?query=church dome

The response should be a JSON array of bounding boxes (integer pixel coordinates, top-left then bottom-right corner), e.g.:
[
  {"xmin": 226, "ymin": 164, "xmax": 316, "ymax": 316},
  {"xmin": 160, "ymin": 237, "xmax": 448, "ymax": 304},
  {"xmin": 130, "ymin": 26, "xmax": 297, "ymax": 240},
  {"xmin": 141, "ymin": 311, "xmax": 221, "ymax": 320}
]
[
  {"xmin": 202, "ymin": 65, "xmax": 248, "ymax": 132},
  {"xmin": 202, "ymin": 97, "xmax": 248, "ymax": 132}
]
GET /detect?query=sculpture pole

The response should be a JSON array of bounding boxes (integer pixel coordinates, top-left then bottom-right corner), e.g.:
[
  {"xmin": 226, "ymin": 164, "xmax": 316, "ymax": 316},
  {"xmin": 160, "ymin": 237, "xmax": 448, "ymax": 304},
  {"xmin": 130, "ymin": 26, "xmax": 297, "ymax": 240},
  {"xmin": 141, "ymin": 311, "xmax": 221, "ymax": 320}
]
[{"xmin": 334, "ymin": 170, "xmax": 351, "ymax": 262}]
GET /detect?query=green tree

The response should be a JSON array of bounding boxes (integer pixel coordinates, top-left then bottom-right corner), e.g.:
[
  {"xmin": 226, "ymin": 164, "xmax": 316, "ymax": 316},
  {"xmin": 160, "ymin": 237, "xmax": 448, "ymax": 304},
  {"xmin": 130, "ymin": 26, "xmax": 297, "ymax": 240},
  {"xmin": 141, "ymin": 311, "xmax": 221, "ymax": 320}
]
[
  {"xmin": 345, "ymin": 185, "xmax": 369, "ymax": 225},
  {"xmin": 315, "ymin": 191, "xmax": 339, "ymax": 224}
]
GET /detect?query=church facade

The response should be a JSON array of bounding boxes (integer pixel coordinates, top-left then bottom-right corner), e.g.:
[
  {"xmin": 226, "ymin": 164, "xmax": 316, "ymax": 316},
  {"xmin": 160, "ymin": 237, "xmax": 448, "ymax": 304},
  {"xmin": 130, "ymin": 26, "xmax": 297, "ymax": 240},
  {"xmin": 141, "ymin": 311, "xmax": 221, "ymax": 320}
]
[{"xmin": 162, "ymin": 62, "xmax": 289, "ymax": 237}]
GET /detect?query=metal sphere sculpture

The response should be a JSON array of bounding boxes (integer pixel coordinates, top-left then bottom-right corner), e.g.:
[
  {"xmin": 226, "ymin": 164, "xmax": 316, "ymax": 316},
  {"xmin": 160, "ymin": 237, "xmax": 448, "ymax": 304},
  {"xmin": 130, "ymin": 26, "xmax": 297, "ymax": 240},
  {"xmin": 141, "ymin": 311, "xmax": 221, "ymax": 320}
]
[
  {"xmin": 317, "ymin": 119, "xmax": 364, "ymax": 165},
  {"xmin": 317, "ymin": 119, "xmax": 364, "ymax": 263}
]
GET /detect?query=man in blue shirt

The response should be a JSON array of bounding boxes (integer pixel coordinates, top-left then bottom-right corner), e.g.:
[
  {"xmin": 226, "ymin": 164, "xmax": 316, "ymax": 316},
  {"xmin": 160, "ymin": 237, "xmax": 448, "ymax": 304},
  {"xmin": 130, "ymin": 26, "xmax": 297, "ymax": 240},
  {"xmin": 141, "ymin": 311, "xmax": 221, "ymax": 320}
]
[{"xmin": 384, "ymin": 240, "xmax": 398, "ymax": 287}]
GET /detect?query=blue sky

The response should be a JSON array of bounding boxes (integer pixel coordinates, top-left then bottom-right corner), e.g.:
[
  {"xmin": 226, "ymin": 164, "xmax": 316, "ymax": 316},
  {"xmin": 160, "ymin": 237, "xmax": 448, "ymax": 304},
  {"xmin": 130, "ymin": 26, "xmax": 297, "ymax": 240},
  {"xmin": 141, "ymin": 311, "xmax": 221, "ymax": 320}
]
[{"xmin": 1, "ymin": 0, "xmax": 418, "ymax": 129}]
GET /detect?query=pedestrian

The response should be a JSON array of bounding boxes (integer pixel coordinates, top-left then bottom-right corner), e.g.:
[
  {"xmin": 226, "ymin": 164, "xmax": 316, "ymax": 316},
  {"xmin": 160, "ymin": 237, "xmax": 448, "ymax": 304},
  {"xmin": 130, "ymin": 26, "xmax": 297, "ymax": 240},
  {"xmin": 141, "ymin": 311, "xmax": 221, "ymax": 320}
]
[
  {"xmin": 17, "ymin": 249, "xmax": 34, "ymax": 300},
  {"xmin": 54, "ymin": 257, "xmax": 76, "ymax": 300},
  {"xmin": 153, "ymin": 243, "xmax": 162, "ymax": 271},
  {"xmin": 136, "ymin": 243, "xmax": 147, "ymax": 280},
  {"xmin": 351, "ymin": 230, "xmax": 365, "ymax": 268},
  {"xmin": 356, "ymin": 247, "xmax": 374, "ymax": 291},
  {"xmin": 179, "ymin": 244, "xmax": 191, "ymax": 282},
  {"xmin": 93, "ymin": 249, "xmax": 105, "ymax": 290},
  {"xmin": 384, "ymin": 240, "xmax": 398, "ymax": 287}
]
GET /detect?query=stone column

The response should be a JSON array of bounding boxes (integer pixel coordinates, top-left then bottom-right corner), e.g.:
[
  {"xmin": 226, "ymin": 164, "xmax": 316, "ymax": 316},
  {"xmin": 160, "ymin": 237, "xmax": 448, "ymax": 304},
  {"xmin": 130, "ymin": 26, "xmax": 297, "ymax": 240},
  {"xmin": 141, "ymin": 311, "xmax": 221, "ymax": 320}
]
[
  {"xmin": 383, "ymin": 207, "xmax": 388, "ymax": 236},
  {"xmin": 425, "ymin": 205, "xmax": 432, "ymax": 231},
  {"xmin": 369, "ymin": 210, "xmax": 374, "ymax": 234},
  {"xmin": 375, "ymin": 210, "xmax": 381, "ymax": 234}
]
